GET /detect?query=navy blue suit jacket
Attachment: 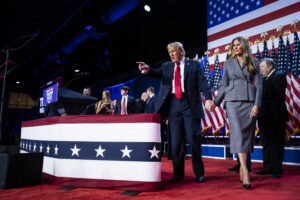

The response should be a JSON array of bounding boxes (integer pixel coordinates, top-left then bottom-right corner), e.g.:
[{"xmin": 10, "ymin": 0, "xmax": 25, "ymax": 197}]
[
  {"xmin": 114, "ymin": 96, "xmax": 136, "ymax": 114},
  {"xmin": 145, "ymin": 95, "xmax": 157, "ymax": 113},
  {"xmin": 147, "ymin": 59, "xmax": 212, "ymax": 120}
]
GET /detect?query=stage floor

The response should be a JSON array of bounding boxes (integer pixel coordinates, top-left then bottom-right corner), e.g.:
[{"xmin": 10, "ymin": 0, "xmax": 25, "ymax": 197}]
[{"xmin": 0, "ymin": 156, "xmax": 299, "ymax": 200}]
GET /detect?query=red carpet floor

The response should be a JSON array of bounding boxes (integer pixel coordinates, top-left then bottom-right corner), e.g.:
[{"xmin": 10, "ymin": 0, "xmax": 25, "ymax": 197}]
[{"xmin": 0, "ymin": 156, "xmax": 299, "ymax": 200}]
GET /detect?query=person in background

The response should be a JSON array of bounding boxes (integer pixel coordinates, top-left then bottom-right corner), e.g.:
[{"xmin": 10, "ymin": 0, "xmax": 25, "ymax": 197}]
[
  {"xmin": 81, "ymin": 86, "xmax": 96, "ymax": 115},
  {"xmin": 255, "ymin": 58, "xmax": 288, "ymax": 178},
  {"xmin": 136, "ymin": 92, "xmax": 149, "ymax": 113},
  {"xmin": 211, "ymin": 36, "xmax": 262, "ymax": 189},
  {"xmin": 145, "ymin": 86, "xmax": 157, "ymax": 113},
  {"xmin": 96, "ymin": 90, "xmax": 114, "ymax": 115},
  {"xmin": 114, "ymin": 86, "xmax": 136, "ymax": 115},
  {"xmin": 137, "ymin": 41, "xmax": 213, "ymax": 183}
]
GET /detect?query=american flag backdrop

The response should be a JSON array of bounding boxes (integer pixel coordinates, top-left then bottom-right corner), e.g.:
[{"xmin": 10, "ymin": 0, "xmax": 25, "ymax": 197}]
[{"xmin": 205, "ymin": 0, "xmax": 300, "ymax": 137}]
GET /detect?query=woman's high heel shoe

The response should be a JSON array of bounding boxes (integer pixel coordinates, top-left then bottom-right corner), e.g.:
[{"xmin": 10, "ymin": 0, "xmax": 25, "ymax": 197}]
[
  {"xmin": 243, "ymin": 184, "xmax": 251, "ymax": 189},
  {"xmin": 241, "ymin": 167, "xmax": 251, "ymax": 189},
  {"xmin": 239, "ymin": 166, "xmax": 243, "ymax": 184}
]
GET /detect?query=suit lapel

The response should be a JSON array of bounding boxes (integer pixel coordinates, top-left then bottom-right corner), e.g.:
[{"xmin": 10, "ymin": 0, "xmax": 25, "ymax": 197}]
[
  {"xmin": 233, "ymin": 58, "xmax": 245, "ymax": 78},
  {"xmin": 263, "ymin": 71, "xmax": 276, "ymax": 92},
  {"xmin": 184, "ymin": 59, "xmax": 189, "ymax": 87},
  {"xmin": 169, "ymin": 62, "xmax": 175, "ymax": 80}
]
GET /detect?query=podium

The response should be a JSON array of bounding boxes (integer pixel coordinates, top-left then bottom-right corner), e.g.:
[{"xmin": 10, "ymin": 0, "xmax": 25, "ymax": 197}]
[
  {"xmin": 20, "ymin": 114, "xmax": 162, "ymax": 191},
  {"xmin": 44, "ymin": 88, "xmax": 97, "ymax": 117}
]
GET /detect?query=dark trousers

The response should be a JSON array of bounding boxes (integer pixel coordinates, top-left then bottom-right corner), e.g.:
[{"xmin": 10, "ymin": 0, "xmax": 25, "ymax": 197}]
[
  {"xmin": 168, "ymin": 95, "xmax": 204, "ymax": 177},
  {"xmin": 259, "ymin": 121, "xmax": 285, "ymax": 174}
]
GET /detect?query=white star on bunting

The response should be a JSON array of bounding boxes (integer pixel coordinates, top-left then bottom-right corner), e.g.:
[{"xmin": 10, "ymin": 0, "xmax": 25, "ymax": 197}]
[
  {"xmin": 39, "ymin": 144, "xmax": 43, "ymax": 152},
  {"xmin": 148, "ymin": 146, "xmax": 160, "ymax": 159},
  {"xmin": 46, "ymin": 145, "xmax": 50, "ymax": 154},
  {"xmin": 121, "ymin": 145, "xmax": 132, "ymax": 158},
  {"xmin": 95, "ymin": 145, "xmax": 106, "ymax": 158},
  {"xmin": 54, "ymin": 144, "xmax": 59, "ymax": 155},
  {"xmin": 70, "ymin": 144, "xmax": 81, "ymax": 157}
]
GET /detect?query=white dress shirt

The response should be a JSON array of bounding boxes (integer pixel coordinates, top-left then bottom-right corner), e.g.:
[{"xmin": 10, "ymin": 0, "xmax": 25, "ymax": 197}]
[{"xmin": 121, "ymin": 95, "xmax": 128, "ymax": 114}]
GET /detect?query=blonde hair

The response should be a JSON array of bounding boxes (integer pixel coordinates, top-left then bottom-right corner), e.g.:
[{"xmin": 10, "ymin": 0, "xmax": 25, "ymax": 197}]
[{"xmin": 229, "ymin": 36, "xmax": 257, "ymax": 74}]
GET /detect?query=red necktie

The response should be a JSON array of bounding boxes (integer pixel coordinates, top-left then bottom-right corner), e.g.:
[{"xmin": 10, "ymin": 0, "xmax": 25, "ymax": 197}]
[
  {"xmin": 121, "ymin": 97, "xmax": 126, "ymax": 115},
  {"xmin": 174, "ymin": 62, "xmax": 182, "ymax": 99}
]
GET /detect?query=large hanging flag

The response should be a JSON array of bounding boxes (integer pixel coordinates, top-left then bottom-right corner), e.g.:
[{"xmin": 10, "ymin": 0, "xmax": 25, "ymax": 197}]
[
  {"xmin": 207, "ymin": 0, "xmax": 300, "ymax": 138},
  {"xmin": 207, "ymin": 0, "xmax": 300, "ymax": 65}
]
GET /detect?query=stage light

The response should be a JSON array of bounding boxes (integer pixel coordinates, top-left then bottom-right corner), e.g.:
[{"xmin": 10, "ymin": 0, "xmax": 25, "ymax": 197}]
[
  {"xmin": 16, "ymin": 81, "xmax": 20, "ymax": 84},
  {"xmin": 74, "ymin": 69, "xmax": 80, "ymax": 73},
  {"xmin": 144, "ymin": 5, "xmax": 151, "ymax": 12}
]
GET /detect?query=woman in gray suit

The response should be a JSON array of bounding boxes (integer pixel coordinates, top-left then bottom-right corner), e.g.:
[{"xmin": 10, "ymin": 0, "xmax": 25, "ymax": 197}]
[{"xmin": 212, "ymin": 36, "xmax": 262, "ymax": 189}]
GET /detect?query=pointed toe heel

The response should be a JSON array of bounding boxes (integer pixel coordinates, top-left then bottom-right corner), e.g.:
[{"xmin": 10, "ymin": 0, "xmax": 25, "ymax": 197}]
[{"xmin": 243, "ymin": 184, "xmax": 251, "ymax": 189}]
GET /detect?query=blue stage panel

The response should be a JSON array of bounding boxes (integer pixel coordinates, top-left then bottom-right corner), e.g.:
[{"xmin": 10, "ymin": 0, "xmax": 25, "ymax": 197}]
[
  {"xmin": 232, "ymin": 146, "xmax": 300, "ymax": 165},
  {"xmin": 186, "ymin": 144, "xmax": 231, "ymax": 159}
]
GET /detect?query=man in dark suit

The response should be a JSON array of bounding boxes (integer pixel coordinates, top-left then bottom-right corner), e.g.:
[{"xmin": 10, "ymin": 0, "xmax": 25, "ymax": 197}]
[
  {"xmin": 255, "ymin": 58, "xmax": 288, "ymax": 178},
  {"xmin": 114, "ymin": 86, "xmax": 136, "ymax": 115},
  {"xmin": 135, "ymin": 92, "xmax": 149, "ymax": 113},
  {"xmin": 145, "ymin": 86, "xmax": 157, "ymax": 113},
  {"xmin": 137, "ymin": 42, "xmax": 213, "ymax": 183},
  {"xmin": 81, "ymin": 87, "xmax": 96, "ymax": 115}
]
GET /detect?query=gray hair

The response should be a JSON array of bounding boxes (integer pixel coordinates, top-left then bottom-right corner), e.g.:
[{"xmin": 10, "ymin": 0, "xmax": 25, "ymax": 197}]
[
  {"xmin": 167, "ymin": 42, "xmax": 185, "ymax": 56},
  {"xmin": 260, "ymin": 58, "xmax": 275, "ymax": 68}
]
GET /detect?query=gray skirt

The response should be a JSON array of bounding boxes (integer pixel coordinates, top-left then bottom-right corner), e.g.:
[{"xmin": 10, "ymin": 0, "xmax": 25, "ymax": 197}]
[{"xmin": 226, "ymin": 101, "xmax": 256, "ymax": 153}]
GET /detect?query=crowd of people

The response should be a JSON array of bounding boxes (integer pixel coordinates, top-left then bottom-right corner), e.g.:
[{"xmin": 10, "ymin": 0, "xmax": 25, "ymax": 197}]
[{"xmin": 81, "ymin": 85, "xmax": 158, "ymax": 116}]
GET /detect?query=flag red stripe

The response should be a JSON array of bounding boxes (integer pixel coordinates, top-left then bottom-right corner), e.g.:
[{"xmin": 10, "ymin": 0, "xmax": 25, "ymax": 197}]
[
  {"xmin": 204, "ymin": 106, "xmax": 217, "ymax": 130},
  {"xmin": 291, "ymin": 78, "xmax": 300, "ymax": 100},
  {"xmin": 211, "ymin": 93, "xmax": 223, "ymax": 128},
  {"xmin": 264, "ymin": 0, "xmax": 278, "ymax": 6},
  {"xmin": 286, "ymin": 123, "xmax": 294, "ymax": 135},
  {"xmin": 207, "ymin": 2, "xmax": 300, "ymax": 42}
]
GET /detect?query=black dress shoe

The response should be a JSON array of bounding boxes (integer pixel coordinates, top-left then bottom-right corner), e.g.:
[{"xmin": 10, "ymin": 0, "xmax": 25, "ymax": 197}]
[
  {"xmin": 254, "ymin": 169, "xmax": 271, "ymax": 175},
  {"xmin": 170, "ymin": 176, "xmax": 184, "ymax": 182},
  {"xmin": 243, "ymin": 184, "xmax": 251, "ymax": 189},
  {"xmin": 196, "ymin": 176, "xmax": 205, "ymax": 183},
  {"xmin": 272, "ymin": 174, "xmax": 282, "ymax": 178}
]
